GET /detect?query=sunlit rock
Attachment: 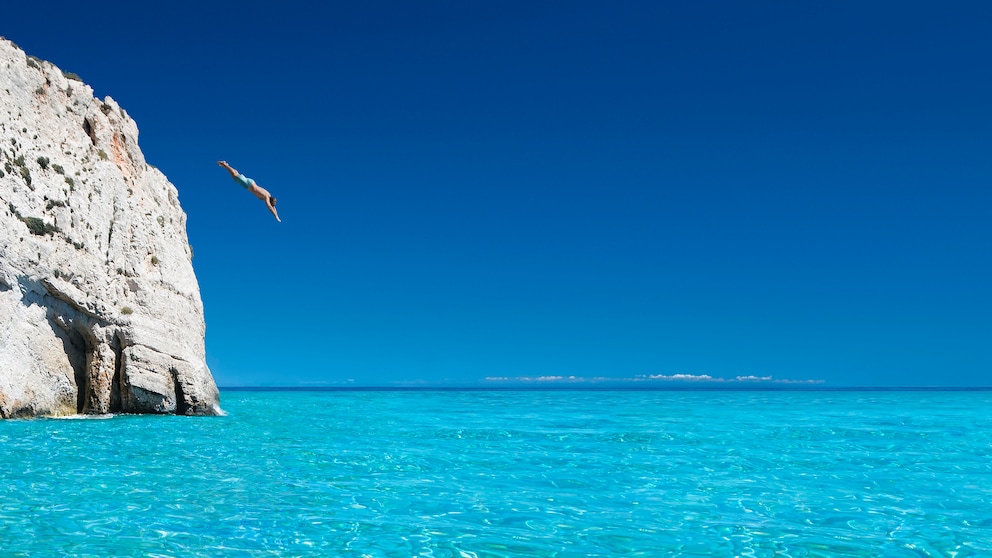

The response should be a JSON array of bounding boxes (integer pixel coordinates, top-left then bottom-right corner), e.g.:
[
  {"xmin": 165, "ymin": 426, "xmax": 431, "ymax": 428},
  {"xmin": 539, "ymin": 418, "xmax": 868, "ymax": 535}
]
[{"xmin": 0, "ymin": 37, "xmax": 220, "ymax": 417}]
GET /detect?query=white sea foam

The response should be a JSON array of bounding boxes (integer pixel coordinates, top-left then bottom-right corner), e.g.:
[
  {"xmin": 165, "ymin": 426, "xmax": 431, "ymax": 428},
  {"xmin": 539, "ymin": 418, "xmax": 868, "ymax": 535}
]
[{"xmin": 51, "ymin": 413, "xmax": 115, "ymax": 420}]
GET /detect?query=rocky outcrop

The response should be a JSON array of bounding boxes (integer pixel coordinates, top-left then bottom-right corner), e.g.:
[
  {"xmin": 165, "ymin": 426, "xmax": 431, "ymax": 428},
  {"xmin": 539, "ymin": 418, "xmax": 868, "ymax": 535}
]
[{"xmin": 0, "ymin": 38, "xmax": 220, "ymax": 417}]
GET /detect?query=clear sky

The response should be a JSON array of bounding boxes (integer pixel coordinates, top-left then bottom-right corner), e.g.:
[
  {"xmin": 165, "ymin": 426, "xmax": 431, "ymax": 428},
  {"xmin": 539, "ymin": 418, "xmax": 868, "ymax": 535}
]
[{"xmin": 4, "ymin": 1, "xmax": 990, "ymax": 387}]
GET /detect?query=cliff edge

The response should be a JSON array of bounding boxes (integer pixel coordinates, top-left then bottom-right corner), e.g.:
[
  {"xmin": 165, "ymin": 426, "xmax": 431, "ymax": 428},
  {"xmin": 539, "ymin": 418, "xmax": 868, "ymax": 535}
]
[{"xmin": 0, "ymin": 38, "xmax": 220, "ymax": 417}]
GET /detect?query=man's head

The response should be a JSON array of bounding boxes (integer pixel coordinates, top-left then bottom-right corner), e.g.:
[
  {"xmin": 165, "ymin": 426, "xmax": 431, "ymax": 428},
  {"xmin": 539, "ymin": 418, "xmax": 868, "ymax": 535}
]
[{"xmin": 269, "ymin": 196, "xmax": 277, "ymax": 206}]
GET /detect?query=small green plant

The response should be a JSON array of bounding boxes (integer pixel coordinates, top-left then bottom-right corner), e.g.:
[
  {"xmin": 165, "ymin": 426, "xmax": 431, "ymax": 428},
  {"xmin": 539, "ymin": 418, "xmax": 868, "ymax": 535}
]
[
  {"xmin": 65, "ymin": 176, "xmax": 74, "ymax": 188},
  {"xmin": 45, "ymin": 199, "xmax": 66, "ymax": 210},
  {"xmin": 52, "ymin": 164, "xmax": 64, "ymax": 174},
  {"xmin": 20, "ymin": 216, "xmax": 58, "ymax": 236},
  {"xmin": 0, "ymin": 169, "xmax": 4, "ymax": 179},
  {"xmin": 151, "ymin": 255, "xmax": 160, "ymax": 265},
  {"xmin": 26, "ymin": 57, "xmax": 39, "ymax": 69},
  {"xmin": 121, "ymin": 306, "xmax": 134, "ymax": 315},
  {"xmin": 63, "ymin": 71, "xmax": 82, "ymax": 81},
  {"xmin": 37, "ymin": 156, "xmax": 49, "ymax": 170},
  {"xmin": 19, "ymin": 166, "xmax": 31, "ymax": 186},
  {"xmin": 13, "ymin": 155, "xmax": 25, "ymax": 167},
  {"xmin": 97, "ymin": 149, "xmax": 108, "ymax": 161},
  {"xmin": 34, "ymin": 87, "xmax": 44, "ymax": 95}
]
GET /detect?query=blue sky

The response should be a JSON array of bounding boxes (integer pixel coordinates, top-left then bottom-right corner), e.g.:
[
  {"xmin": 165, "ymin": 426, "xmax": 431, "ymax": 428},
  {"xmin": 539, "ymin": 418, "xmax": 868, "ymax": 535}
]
[{"xmin": 5, "ymin": 1, "xmax": 991, "ymax": 387}]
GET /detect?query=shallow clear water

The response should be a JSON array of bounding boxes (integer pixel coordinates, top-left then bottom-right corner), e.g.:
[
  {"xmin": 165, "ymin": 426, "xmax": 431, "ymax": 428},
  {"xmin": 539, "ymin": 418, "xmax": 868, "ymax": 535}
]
[{"xmin": 1, "ymin": 390, "xmax": 991, "ymax": 557}]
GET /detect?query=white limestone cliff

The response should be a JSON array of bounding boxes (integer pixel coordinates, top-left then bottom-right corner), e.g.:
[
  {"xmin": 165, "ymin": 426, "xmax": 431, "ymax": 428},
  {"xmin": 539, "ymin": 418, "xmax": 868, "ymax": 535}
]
[{"xmin": 0, "ymin": 38, "xmax": 220, "ymax": 417}]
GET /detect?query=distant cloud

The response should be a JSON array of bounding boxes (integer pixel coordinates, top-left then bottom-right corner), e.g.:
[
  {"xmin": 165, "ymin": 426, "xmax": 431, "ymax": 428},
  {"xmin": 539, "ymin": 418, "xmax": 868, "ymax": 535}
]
[
  {"xmin": 485, "ymin": 373, "xmax": 823, "ymax": 385},
  {"xmin": 643, "ymin": 374, "xmax": 714, "ymax": 381}
]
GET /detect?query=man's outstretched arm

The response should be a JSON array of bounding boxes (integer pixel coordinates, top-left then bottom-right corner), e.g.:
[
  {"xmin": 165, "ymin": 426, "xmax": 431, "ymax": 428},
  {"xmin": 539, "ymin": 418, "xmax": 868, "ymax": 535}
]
[{"xmin": 266, "ymin": 201, "xmax": 281, "ymax": 222}]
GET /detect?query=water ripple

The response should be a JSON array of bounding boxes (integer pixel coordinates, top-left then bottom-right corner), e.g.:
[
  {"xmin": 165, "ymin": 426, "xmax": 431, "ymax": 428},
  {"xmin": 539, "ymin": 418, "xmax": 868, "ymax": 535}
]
[{"xmin": 2, "ymin": 391, "xmax": 992, "ymax": 556}]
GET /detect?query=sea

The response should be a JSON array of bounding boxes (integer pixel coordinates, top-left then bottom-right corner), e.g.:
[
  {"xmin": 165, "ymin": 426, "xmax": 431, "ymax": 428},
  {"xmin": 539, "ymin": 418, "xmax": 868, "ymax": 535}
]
[{"xmin": 1, "ymin": 389, "xmax": 990, "ymax": 557}]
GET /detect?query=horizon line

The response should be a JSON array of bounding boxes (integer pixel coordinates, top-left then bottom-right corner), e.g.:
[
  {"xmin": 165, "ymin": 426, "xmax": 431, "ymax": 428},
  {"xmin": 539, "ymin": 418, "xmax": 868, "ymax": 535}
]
[{"xmin": 217, "ymin": 386, "xmax": 992, "ymax": 392}]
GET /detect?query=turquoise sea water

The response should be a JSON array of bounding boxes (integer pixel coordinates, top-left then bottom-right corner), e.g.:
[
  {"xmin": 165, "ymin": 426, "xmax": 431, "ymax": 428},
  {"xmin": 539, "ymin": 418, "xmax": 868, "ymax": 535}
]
[{"xmin": 1, "ymin": 390, "xmax": 991, "ymax": 557}]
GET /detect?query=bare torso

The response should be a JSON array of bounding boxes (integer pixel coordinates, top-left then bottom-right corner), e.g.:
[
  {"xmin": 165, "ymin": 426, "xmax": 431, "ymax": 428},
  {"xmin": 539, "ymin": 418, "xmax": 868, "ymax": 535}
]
[{"xmin": 249, "ymin": 183, "xmax": 272, "ymax": 201}]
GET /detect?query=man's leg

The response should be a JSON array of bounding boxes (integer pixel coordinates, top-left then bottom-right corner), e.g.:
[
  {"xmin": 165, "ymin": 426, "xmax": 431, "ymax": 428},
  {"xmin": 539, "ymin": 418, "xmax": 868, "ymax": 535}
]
[{"xmin": 217, "ymin": 161, "xmax": 240, "ymax": 179}]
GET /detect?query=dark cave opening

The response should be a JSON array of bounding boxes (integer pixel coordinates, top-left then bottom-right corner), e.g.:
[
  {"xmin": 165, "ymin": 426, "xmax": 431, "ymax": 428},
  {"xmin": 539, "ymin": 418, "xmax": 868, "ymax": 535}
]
[
  {"xmin": 171, "ymin": 367, "xmax": 188, "ymax": 415},
  {"xmin": 65, "ymin": 328, "xmax": 88, "ymax": 413}
]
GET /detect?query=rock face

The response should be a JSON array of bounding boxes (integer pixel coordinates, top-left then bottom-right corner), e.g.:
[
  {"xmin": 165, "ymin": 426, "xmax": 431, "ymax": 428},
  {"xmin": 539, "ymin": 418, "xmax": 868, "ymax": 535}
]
[{"xmin": 0, "ymin": 38, "xmax": 220, "ymax": 418}]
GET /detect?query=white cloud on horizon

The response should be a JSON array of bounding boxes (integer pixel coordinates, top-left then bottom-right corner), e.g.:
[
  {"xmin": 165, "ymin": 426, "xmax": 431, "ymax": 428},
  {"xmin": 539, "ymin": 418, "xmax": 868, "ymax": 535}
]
[
  {"xmin": 643, "ymin": 374, "xmax": 714, "ymax": 381},
  {"xmin": 485, "ymin": 374, "xmax": 824, "ymax": 385}
]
